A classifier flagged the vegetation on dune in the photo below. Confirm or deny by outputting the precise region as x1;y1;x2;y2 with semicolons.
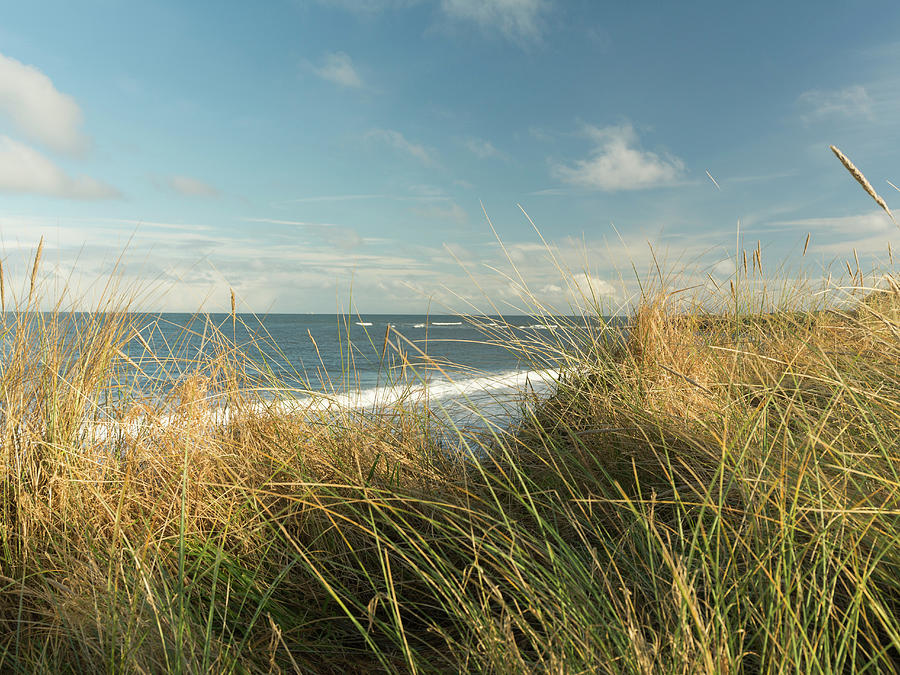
1;225;898;672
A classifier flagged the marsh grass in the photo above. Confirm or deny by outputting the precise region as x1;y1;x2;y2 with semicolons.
0;234;898;673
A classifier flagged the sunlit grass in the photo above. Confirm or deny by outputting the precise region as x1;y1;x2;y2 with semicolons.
0;231;898;673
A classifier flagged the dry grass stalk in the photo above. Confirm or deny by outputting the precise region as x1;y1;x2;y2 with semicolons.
803;232;810;256
0;258;5;315
830;145;896;225
230;287;236;333
29;236;44;300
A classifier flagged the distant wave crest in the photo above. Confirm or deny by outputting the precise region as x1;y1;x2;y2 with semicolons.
76;368;559;443
294;368;558;412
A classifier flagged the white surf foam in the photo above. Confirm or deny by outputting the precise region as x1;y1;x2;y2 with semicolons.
288;368;558;414
413;321;464;328
76;368;559;444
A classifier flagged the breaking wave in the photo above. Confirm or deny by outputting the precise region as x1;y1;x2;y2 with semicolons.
80;368;559;442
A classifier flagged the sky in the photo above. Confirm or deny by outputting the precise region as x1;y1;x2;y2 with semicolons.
0;0;898;313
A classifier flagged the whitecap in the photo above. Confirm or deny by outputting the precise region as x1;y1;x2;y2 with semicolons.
74;369;561;443
290;368;559;414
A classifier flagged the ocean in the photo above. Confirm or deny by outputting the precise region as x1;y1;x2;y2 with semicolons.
118;313;585;427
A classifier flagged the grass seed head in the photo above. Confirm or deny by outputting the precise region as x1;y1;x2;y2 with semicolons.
830;145;896;226
29;236;44;300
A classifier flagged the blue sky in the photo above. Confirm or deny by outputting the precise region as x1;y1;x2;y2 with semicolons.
0;0;898;312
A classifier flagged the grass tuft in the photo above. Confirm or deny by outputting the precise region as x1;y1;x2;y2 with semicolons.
0;236;898;672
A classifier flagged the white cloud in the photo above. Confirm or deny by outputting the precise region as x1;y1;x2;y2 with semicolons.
767;211;899;256
0;136;119;200
310;52;363;88
167;175;219;197
535;273;617;306
798;85;873;121
367;128;437;166
815;232;898;257
464;137;504;159
770;211;895;235
0;52;89;155
712;259;736;277
440;0;547;41
572;272;617;299
552;123;684;192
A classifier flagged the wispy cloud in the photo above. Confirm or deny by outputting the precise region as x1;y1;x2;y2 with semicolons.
440;0;547;42
309;51;364;88
540;273;617;300
552;123;684;192
165;175;219;197
0;52;89;155
31;216;215;232
275;194;385;205
315;0;547;43
244;217;342;227
725;170;798;185
768;211;895;235
798;85;873;121
0;136;119;199
527;187;569;197
410;201;468;225
366;128;437;166
464;137;505;159
273;192;453;208
243;217;363;249
314;0;422;11
755;211;898;256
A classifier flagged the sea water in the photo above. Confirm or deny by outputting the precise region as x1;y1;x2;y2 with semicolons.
119;313;580;427
5;312;613;437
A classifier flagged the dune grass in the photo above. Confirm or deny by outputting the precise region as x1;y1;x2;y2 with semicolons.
0;239;898;674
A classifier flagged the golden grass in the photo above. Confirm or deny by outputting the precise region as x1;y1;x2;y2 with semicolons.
830;145;896;225
0;196;898;671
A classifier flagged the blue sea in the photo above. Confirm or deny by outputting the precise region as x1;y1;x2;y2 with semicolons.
118;313;593;427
